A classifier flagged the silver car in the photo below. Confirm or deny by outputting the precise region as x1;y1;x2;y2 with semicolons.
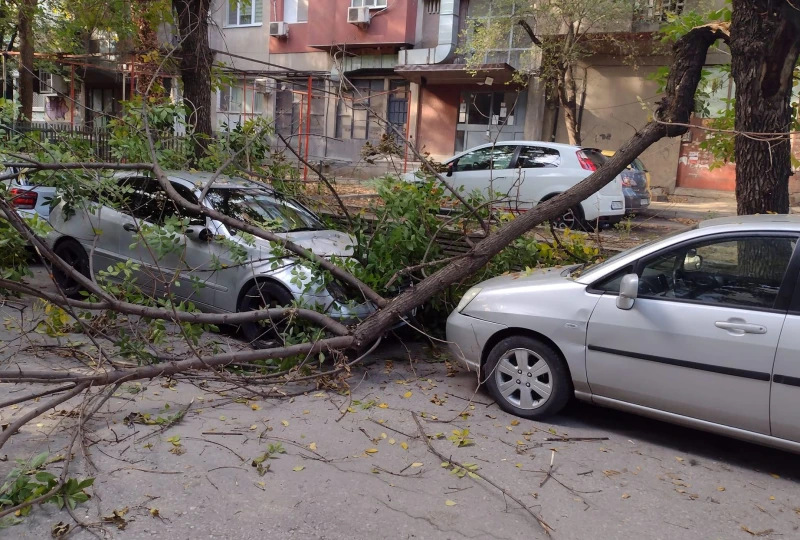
447;215;800;453
47;171;374;346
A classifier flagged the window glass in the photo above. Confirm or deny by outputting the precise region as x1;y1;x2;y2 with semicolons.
637;236;796;310
517;146;561;168
119;179;199;225
453;145;516;172
206;188;324;234
592;266;634;293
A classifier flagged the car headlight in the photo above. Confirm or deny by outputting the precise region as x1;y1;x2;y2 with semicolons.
456;287;482;313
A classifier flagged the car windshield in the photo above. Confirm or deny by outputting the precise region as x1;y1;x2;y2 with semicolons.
206;188;325;234
571;226;697;278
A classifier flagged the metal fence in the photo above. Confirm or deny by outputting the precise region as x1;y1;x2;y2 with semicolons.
2;122;188;162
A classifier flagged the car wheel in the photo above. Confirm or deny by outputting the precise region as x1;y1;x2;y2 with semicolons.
52;239;91;299
238;281;295;349
484;336;571;420
553;205;587;231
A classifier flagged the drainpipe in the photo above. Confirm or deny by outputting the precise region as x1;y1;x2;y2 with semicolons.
399;0;460;65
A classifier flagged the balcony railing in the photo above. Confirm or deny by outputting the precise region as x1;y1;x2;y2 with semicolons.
635;0;685;24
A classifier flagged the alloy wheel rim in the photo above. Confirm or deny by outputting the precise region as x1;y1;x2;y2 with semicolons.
495;348;552;410
555;208;576;229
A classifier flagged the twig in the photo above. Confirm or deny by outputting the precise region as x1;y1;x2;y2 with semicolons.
539;450;555;488
0;382;91;449
136;399;194;443
200;432;244;436
412;412;552;535
0;383;78;408
184;436;246;462
544;437;609;442
367;418;419;439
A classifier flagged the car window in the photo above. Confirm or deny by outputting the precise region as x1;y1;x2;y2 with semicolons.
119;178;199;225
205;188;324;234
452;145;516;172
517;146;560;168
592;265;634;293
636;236;796;310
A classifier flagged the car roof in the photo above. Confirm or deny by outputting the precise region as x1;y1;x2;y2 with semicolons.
699;214;800;230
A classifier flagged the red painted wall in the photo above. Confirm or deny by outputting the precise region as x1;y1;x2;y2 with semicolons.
271;0;417;54
416;85;459;158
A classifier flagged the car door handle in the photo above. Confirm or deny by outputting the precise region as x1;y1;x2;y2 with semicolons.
714;321;767;335
123;223;138;232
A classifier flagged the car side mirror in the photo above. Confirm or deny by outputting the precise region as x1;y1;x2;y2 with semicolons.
185;227;211;242
616;273;639;310
446;162;454;177
684;249;703;271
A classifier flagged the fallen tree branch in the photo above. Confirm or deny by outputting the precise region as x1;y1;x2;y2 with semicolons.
277;132;353;228
0;382;91;449
0;336;354;385
412;412;553;535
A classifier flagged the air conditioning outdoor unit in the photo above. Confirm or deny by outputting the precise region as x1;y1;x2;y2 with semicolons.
269;21;289;37
254;78;276;94
347;6;371;25
37;72;68;95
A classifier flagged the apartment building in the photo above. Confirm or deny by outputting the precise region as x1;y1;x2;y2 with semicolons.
210;0;800;199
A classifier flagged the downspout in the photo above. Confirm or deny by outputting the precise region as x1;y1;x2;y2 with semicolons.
399;0;460;65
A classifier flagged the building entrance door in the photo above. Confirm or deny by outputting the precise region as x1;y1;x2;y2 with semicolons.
456;90;526;152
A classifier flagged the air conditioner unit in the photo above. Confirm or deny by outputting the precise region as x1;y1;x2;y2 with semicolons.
254;78;276;94
37;72;68;95
269;21;289;37
347;6;371;25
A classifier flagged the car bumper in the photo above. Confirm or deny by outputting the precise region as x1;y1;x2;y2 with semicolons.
623;190;650;211
445;310;507;373
581;194;625;222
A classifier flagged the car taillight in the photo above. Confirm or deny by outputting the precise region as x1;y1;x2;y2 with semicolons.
9;188;38;210
620;176;632;187
576;151;597;171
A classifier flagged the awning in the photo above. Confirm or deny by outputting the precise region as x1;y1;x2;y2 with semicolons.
393;63;518;86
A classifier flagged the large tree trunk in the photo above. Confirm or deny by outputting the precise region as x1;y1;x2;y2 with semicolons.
17;0;36;121
173;0;213;163
730;0;800;215
351;25;729;351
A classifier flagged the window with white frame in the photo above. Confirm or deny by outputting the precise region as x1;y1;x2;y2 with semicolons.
218;83;264;128
227;0;263;26
351;0;388;7
284;0;308;22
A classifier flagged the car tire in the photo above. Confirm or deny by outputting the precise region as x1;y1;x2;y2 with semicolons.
484;336;571;420
238;281;295;349
553;204;588;231
52;239;91;299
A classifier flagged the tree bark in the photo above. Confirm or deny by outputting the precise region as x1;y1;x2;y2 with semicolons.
731;0;800;215
17;0;36;121
558;24;581;146
351;25;729;351
173;0;213;163
560;63;581;146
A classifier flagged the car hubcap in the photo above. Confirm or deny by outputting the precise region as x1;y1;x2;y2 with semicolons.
555;209;576;229
495;348;552;410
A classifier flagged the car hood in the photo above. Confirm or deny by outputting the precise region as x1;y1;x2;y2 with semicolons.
472;266;574;292
254;229;356;257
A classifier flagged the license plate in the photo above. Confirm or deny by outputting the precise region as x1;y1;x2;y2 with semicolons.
640;198;650;205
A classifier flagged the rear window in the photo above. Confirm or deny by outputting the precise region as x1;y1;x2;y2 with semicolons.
581;149;607;169
632;158;646;172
